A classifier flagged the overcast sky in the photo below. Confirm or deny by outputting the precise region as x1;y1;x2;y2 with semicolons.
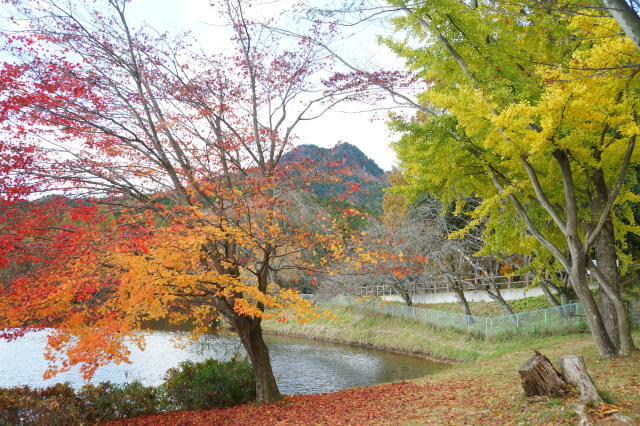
124;0;405;171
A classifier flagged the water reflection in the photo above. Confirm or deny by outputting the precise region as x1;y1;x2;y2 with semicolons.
0;330;447;394
0;330;241;388
264;335;447;394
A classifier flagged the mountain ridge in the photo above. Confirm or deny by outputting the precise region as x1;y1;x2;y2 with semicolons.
282;142;389;209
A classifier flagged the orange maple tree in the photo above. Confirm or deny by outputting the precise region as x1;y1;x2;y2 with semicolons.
0;0;358;403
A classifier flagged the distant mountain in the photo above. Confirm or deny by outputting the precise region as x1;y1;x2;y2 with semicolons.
282;143;389;210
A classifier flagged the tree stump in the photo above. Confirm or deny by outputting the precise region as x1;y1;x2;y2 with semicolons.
557;355;601;403
518;350;566;397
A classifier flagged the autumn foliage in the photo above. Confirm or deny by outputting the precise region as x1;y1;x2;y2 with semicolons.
0;0;361;403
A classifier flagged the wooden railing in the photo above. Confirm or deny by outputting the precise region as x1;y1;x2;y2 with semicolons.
352;274;573;297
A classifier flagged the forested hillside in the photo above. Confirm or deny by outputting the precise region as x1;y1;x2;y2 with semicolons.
282;143;389;210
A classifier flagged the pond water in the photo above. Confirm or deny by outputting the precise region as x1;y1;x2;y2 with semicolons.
0;330;448;395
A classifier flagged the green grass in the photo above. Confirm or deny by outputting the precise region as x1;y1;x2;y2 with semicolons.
406;294;567;318
263;303;580;364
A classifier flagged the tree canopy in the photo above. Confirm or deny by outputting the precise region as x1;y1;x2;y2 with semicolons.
386;0;639;356
0;0;360;402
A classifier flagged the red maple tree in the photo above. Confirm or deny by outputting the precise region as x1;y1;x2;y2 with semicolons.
0;0;361;403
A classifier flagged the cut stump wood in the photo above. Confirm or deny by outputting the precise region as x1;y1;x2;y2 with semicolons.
518;350;566;398
557;355;601;403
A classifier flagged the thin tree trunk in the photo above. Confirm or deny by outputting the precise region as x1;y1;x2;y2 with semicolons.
392;277;413;306
451;278;473;325
538;279;568;319
494;289;518;326
482;278;518;326
235;316;283;404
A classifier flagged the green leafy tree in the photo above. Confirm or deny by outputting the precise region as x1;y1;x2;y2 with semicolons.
385;1;638;356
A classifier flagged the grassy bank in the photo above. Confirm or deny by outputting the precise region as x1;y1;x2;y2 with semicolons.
262;302;581;363
410;294;565;318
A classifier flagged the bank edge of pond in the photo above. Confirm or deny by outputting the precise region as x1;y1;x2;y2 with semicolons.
262;304;465;364
262;303;579;365
262;306;460;364
262;327;458;366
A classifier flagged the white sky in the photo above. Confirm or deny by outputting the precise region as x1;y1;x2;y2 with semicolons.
125;0;405;171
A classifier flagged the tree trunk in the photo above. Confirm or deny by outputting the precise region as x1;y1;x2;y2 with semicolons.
465;274;518;325
591;189;621;350
488;281;518;326
558;275;571;310
557;355;601;403
537;280;567;318
235;316;283;404
590;165;635;355
452;281;473;325
569;264;618;358
393;277;413;306
538;273;572;318
518;351;566;397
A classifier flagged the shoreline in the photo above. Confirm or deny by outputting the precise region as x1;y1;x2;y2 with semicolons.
260;304;493;364
261;328;459;365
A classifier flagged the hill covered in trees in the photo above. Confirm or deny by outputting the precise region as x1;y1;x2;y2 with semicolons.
282;143;389;210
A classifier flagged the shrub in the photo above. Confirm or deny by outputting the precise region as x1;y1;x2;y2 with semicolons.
0;383;83;426
0;356;255;424
77;380;163;422
619;264;640;300
161;355;256;411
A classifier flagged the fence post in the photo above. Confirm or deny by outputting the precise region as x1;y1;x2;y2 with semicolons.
545;309;547;325
485;318;488;337
632;301;635;329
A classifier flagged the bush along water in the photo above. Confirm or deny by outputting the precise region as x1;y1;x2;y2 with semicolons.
162;356;256;411
0;355;255;425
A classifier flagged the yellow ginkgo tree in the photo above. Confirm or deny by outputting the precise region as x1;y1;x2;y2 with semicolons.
387;1;639;357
